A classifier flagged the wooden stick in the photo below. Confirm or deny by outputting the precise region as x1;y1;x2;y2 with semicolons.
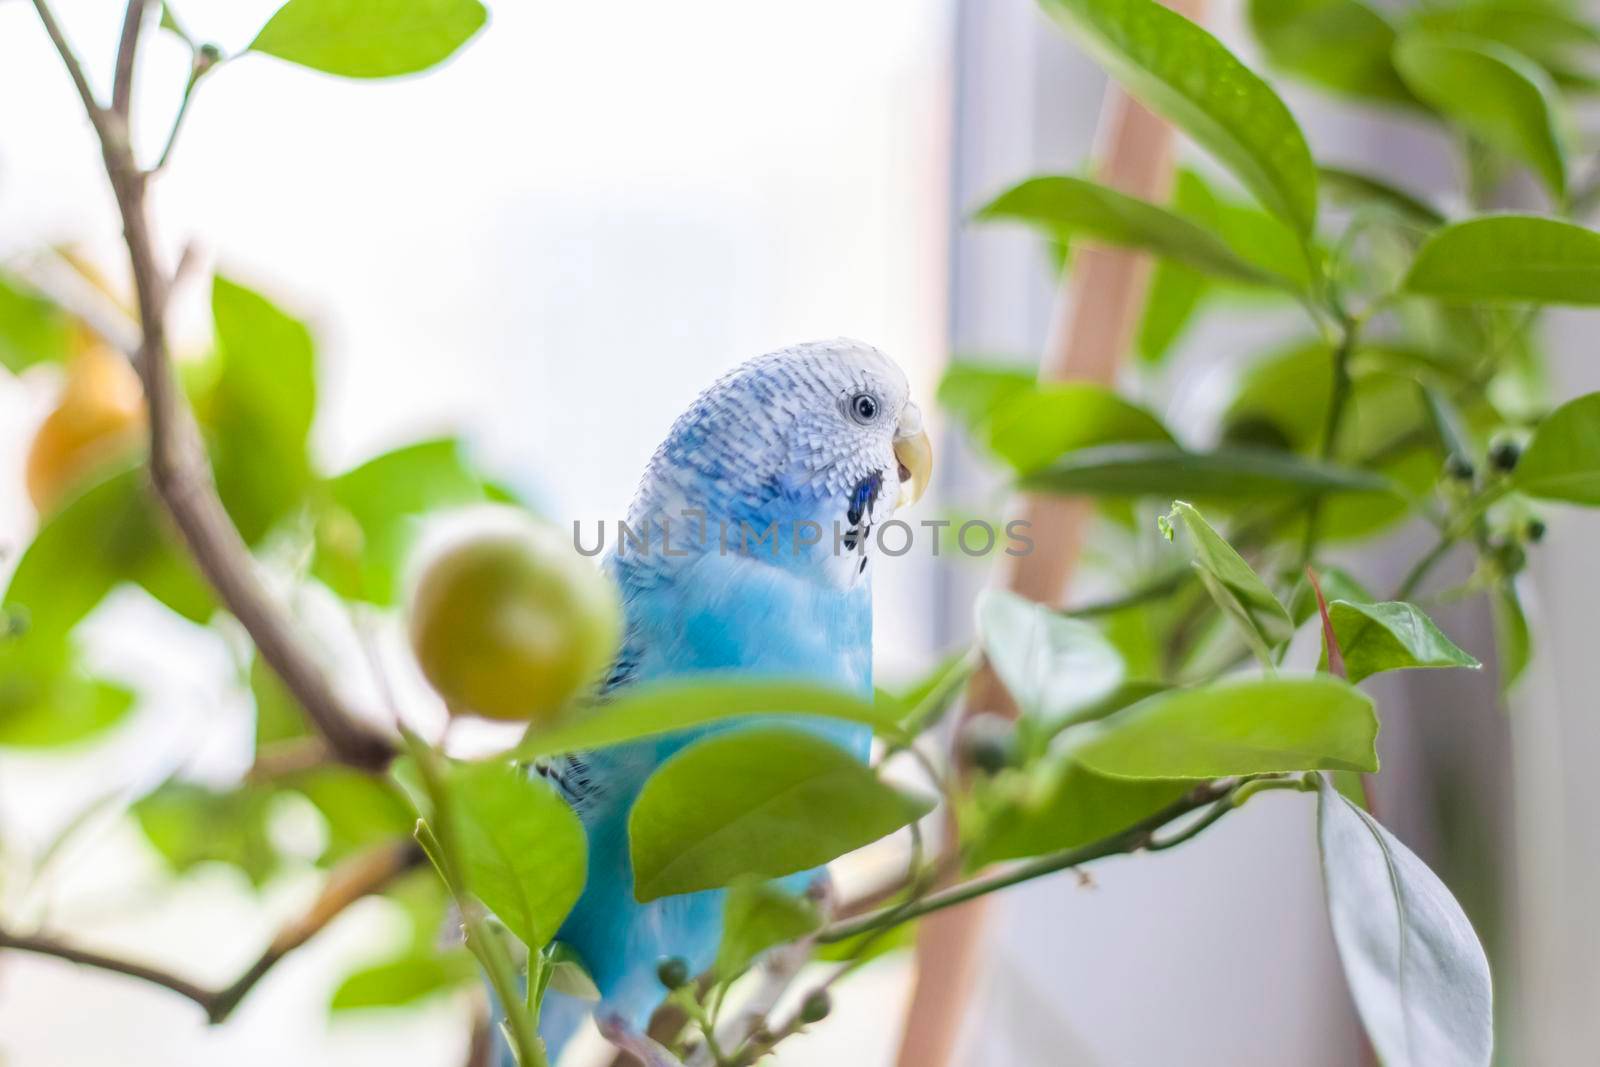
893;7;1202;1063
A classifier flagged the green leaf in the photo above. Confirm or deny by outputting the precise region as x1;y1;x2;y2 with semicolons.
507;679;898;763
813;918;918;964
978;176;1287;286
1019;444;1394;500
1413;4;1600;92
1490;580;1530;691
0;273;72;373
249;0;488;78
1394;32;1568;201
252;652;307;747
1320;600;1480;684
1039;0;1318;235
331;951;476;1011
1137;171;1220;364
1514;391;1600;503
936;361;1036;434
1248;0;1416;106
206;276;318;543
292;766;414;861
0;673;135;749
969;758;1189;866
1165;501;1293;661
976;589;1125;730
629;727;932;902
715;878;823;979
981;383;1173;473
1406;215;1600;306
133;781;280;887
1314;776;1493;1067
444;760;586;951
1317;166;1444;228
1074;675;1379;779
314;438;489;603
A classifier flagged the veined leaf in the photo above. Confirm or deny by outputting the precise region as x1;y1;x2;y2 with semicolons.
1394;32;1568;201
1514;391;1600;503
1320;600;1480;683
444;760;585;951
1039;0;1319;235
629;727;932;901
978;176;1287;286
507;678;898;762
250;0;487;79
1074;675;1379;779
1164;501;1292;661
1315;777;1493;1067
715;878;822;979
1248;0;1417;106
977;589;1126;730
1404;216;1600;306
1020;443;1393;500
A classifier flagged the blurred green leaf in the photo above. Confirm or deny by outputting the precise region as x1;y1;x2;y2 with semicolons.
1075;676;1378;778
629;727;932;902
314;438;489;604
969;757;1188;866
813;918;917;964
507;679;896;763
936;361;1036;434
1490;580;1530;691
0;273;71;373
252;652;307;747
1248;0;1417;106
1414;4;1600;92
1020;444;1392;500
978;176;1288;286
250;0;488;78
982;383;1172;473
134;781;280;887
1039;0;1318;235
1317;166;1444;228
1406;216;1600;305
1394;33;1568;200
207;276;318;543
444;760;585;951
1165;501;1293;661
976;589;1125;731
1320;600;1480;683
1315;776;1493;1067
331;951;476;1012
1289;565;1372;626
1514;391;1600;503
292;767;414;861
715;878;822;979
1137;171;1218;363
0;673;134;748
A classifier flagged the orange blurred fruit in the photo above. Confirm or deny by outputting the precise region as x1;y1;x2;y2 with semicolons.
26;338;146;513
407;520;622;723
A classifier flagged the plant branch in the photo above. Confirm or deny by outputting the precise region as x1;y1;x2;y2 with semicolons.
821;780;1234;946
0;839;421;1022
111;0;148;118
31;0;397;772
29;0;104;129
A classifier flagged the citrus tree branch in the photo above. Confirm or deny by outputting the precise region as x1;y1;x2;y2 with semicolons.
0;841;422;1022
110;0;147;118
29;0;397;772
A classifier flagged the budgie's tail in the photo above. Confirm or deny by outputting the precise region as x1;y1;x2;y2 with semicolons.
489;984;591;1067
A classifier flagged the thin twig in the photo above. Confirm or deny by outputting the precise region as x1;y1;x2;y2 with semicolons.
29;0;104;128
0;840;421;1022
111;0;148;118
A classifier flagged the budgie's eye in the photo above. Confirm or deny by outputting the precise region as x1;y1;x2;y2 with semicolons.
848;392;882;425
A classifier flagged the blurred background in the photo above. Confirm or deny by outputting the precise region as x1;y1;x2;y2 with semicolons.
1;1;1594;1064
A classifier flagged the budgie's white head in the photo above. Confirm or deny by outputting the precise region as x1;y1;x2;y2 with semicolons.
625;338;931;585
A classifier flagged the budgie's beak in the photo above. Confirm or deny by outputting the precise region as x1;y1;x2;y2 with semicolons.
894;403;932;508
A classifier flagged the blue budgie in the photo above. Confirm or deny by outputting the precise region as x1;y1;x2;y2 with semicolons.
518;339;931;1066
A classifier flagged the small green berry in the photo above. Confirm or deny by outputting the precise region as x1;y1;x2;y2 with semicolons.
1444;453;1475;482
1489;438;1521;473
656;957;689;990
958;713;1016;776
799;990;832;1023
1526;518;1547;544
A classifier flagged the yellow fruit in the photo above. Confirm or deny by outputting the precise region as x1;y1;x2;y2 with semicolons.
26;341;147;513
407;520;622;723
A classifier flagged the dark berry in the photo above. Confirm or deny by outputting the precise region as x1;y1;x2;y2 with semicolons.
799;990;832;1023
656;957;689;990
